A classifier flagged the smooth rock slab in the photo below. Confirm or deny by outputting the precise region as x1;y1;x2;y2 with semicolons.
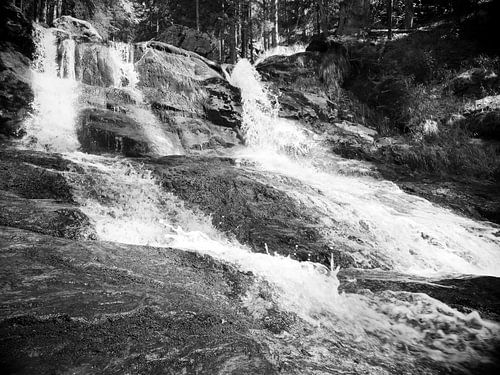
0;227;276;374
147;156;355;268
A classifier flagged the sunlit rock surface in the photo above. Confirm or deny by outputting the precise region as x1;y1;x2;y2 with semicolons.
53;15;103;43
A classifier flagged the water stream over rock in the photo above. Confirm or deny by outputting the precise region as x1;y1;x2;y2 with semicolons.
10;23;500;374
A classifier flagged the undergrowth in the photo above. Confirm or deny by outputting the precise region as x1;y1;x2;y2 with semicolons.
342;15;500;180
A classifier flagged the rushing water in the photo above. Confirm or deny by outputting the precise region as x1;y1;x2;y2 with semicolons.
24;26;80;152
20;28;500;373
230;59;500;277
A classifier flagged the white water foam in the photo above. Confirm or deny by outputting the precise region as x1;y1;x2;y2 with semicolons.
64;152;499;373
109;42;184;156
230;58;500;277
24;26;80;152
230;59;311;155
21;31;500;372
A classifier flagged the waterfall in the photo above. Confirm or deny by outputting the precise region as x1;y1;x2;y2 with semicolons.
18;28;500;372
64;152;500;372
230;58;500;277
230;59;311;155
24;29;182;157
109;41;184;156
109;41;138;89
59;38;76;80
24;26;80;153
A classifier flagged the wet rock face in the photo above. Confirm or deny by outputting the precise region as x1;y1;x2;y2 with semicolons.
77;108;151;156
256;51;349;129
156;24;220;61
0;50;33;137
339;269;500;322
0;2;35;58
0;227;277;375
167;116;240;151
76;43;117;87
0;148;94;239
149;156;355;268
53;16;103;43
0;2;34;138
202;77;242;129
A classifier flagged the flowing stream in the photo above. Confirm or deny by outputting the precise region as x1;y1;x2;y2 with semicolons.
19;26;500;374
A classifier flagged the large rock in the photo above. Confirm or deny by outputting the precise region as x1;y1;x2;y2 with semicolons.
76;43;117;87
256;51;349;129
135;43;218;115
339;269;500;321
0;148;94;239
53;16;103;43
156;24;219;61
167;116;240;151
0;227;277;374
77;108;151;156
148;156;355;268
0;50;33;137
133;42;241;148
202;77;242;129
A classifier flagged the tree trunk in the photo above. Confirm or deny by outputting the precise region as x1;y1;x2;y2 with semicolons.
387;0;393;39
263;0;269;50
319;0;328;36
240;0;249;59
195;0;200;31
248;1;253;63
229;0;238;63
271;0;278;47
404;0;414;29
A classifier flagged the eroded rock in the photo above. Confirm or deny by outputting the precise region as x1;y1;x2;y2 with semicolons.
53;16;103;43
0;148;94;239
148;156;355;268
77;108;151;156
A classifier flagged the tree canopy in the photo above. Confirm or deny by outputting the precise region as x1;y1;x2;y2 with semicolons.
12;0;485;62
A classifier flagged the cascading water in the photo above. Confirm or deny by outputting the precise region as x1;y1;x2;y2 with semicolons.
109;41;184;156
20;26;500;373
24;25;80;152
63;152;500;374
230;59;500;277
230;59;312;155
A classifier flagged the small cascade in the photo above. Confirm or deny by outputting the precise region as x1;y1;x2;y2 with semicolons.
109;41;184;156
230;58;500;277
109;41;138;89
230;59;311;155
59;38;76;80
23;26;80;153
64;152;500;373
